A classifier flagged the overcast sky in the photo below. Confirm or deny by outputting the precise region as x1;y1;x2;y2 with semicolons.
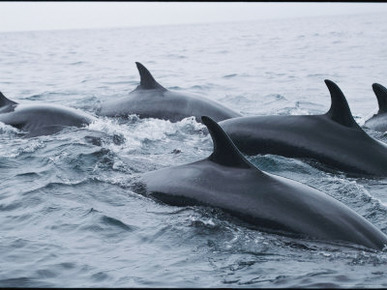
1;2;387;33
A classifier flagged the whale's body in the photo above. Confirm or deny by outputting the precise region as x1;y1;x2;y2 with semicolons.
219;80;387;177
364;83;387;132
0;92;95;137
98;62;241;123
139;116;387;250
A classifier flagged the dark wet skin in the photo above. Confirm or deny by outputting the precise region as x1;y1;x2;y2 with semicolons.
0;92;96;137
219;80;387;177
140;116;387;251
98;62;242;123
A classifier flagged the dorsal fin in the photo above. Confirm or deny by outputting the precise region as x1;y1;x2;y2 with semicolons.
0;91;17;107
135;62;167;91
324;80;360;129
202;116;253;169
372;83;387;114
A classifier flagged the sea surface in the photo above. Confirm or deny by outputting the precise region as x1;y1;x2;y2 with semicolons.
0;12;387;288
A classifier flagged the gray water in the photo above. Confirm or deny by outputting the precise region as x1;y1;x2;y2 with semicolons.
0;12;386;288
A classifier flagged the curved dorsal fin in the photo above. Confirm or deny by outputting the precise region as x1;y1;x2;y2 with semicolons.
372;83;387;114
324;80;360;129
202;116;253;169
0;91;17;107
135;62;167;91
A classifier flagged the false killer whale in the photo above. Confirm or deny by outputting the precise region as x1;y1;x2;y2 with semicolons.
138;116;387;250
364;83;387;132
97;62;242;123
219;80;387;177
0;91;96;137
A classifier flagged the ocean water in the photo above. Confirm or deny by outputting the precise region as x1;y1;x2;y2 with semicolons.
0;12;387;288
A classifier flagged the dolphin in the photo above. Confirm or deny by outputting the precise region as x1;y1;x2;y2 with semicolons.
137;116;387;250
364;83;387;132
218;80;387;177
97;62;242;123
0;91;96;137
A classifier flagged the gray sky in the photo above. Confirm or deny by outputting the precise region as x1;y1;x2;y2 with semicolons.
1;2;387;32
